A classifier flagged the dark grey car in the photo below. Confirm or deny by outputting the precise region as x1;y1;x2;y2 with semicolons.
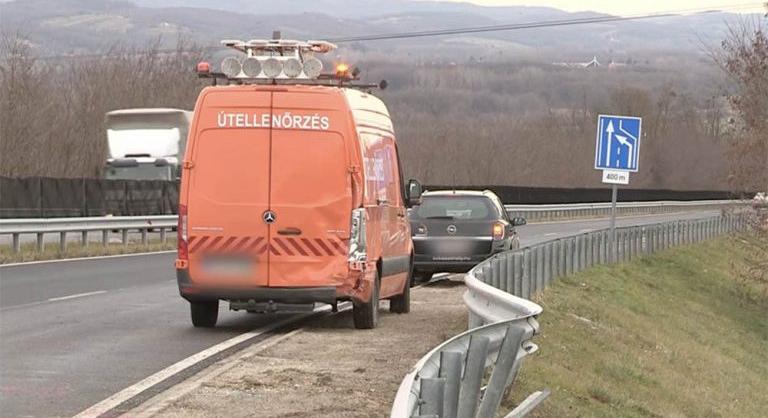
409;190;526;282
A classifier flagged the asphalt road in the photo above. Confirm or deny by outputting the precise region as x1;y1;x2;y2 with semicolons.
0;210;721;417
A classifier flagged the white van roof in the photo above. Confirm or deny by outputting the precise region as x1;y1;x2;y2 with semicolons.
343;89;394;135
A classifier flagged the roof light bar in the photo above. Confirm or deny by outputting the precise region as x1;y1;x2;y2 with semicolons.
202;36;382;88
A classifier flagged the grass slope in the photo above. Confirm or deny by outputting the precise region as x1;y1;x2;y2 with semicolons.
508;234;768;417
0;239;176;264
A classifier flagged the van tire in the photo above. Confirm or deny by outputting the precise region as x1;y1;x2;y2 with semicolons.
190;300;218;327
390;258;412;314
353;273;380;329
414;271;433;284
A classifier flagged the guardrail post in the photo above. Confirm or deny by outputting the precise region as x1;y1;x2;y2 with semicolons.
564;239;573;276
81;230;88;247
574;235;582;272
36;233;44;253
521;249;531;299
102;230;109;246
543;242;552;286
621;230;628;262
476;325;525;418
535;246;544;293
419;378;445;417
439;351;463;418
556;240;565;278
59;232;67;252
160;228;167;244
458;335;490;418
598;231;606;263
12;233;21;253
666;223;673;249
491;258;500;289
122;229;129;247
513;252;523;296
141;229;149;245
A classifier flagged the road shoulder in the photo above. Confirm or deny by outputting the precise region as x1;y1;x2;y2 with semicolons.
125;278;468;418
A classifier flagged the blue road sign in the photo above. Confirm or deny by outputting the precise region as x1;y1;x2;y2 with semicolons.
594;114;642;172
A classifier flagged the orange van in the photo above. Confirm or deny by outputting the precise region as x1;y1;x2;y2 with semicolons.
175;43;422;329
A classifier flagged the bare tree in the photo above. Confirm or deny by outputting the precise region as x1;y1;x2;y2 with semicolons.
0;33;206;178
716;17;768;194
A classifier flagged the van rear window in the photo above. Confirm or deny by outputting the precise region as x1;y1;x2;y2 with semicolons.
413;196;498;220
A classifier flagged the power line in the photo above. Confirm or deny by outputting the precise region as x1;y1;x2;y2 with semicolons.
327;2;764;43
4;2;763;61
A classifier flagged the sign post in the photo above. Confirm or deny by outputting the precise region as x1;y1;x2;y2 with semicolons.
595;114;642;262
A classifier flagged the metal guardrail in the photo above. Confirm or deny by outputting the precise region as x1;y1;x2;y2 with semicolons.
391;212;750;418
505;199;742;222
473;213;749;299
390;305;543;418
0;215;177;252
0;200;743;254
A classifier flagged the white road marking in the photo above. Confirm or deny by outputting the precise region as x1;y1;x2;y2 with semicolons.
125;328;306;418
0;251;176;268
73;303;350;418
544;233;558;237
579;229;594;233
47;290;107;302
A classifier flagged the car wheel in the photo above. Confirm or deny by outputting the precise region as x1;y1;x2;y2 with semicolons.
414;271;433;284
190;300;218;327
390;257;412;314
353;272;380;329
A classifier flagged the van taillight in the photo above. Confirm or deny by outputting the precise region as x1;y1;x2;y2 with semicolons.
178;204;188;261
492;222;505;240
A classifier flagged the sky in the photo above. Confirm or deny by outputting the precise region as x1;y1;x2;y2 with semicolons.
444;0;766;16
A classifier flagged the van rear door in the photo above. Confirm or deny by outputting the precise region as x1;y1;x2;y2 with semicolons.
185;90;271;287
268;90;352;287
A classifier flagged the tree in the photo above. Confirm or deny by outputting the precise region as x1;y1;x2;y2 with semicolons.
717;18;768;194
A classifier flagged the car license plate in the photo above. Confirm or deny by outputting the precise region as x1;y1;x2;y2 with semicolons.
201;256;254;276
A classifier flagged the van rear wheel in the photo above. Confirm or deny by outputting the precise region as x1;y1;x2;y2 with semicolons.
190;300;218;328
414;271;433;284
390;258;412;314
353;273;380;329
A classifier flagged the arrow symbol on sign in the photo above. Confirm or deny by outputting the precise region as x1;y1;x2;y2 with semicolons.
615;134;634;168
604;120;614;166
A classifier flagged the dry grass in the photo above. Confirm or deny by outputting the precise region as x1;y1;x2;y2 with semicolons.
507;234;768;417
0;238;177;264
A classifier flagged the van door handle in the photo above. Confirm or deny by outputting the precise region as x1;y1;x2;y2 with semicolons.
277;227;302;236
377;199;389;206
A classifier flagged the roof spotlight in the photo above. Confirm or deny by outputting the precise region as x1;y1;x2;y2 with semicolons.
283;58;302;78
221;57;242;78
241;57;262;77
302;57;323;79
262;58;283;78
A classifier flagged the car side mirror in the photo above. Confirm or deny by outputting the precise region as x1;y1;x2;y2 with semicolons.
512;217;527;226
406;179;422;207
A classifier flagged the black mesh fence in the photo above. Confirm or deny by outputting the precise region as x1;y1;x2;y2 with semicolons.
0;176;741;218
424;185;740;205
1;176;179;218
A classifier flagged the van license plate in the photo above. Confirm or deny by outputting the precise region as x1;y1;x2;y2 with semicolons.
202;257;253;276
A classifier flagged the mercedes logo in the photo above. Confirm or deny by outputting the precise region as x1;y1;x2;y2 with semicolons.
263;210;277;224
446;225;457;235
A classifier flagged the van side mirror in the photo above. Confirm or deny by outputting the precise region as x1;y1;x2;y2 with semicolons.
406;179;422;207
512;217;527;227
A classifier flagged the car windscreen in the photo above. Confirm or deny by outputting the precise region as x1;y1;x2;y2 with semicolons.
413;196;499;220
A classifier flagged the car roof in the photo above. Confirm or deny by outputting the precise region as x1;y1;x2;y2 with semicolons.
422;189;497;198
